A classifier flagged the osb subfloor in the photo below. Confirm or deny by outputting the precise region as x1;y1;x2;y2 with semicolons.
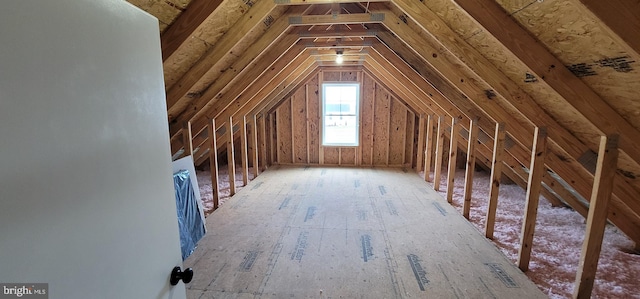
184;166;546;298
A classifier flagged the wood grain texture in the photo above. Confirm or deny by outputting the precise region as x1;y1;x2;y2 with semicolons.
239;116;249;186
424;115;434;182
463;118;479;219
454;0;640;165
251;115;260;177
165;0;278;114
416;114;426;172
361;73;376;166
292;87;308;164
389;98;407;165
518;127;548;272
208;118;220;210
574;135;619;299
277;99;293;164
485;123;505;239
227;118;236;196
446;118;460;204
160;0;223;61
307;75;320;164
374;6;640;243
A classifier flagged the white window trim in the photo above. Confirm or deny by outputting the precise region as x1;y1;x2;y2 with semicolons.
321;83;360;147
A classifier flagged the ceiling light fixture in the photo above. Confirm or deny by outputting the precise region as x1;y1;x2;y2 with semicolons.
336;50;344;64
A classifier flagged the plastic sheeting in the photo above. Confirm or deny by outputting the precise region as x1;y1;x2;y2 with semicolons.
174;169;206;260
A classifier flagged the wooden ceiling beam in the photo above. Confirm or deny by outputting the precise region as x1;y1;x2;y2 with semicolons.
299;28;378;38
165;0;281;116
160;0;224;61
196;39;305;124
380;2;640;215
578;0;640;56
315;60;363;67
214;45;309;121
303;38;373;48
263;67;322;115
276;0;388;5
453;0;640;165
242;57;317;118
314;55;366;62
370;39;470;121
369;34;640;242
168;9;309;136
308;48;368;55
289;12;384;26
376;13;533;150
364;54;567;207
376;5;640;243
169;33;303;150
362;59;429;115
179;46;310;150
370;36;563;206
364;52;433;114
255;60;320;117
186;53;316;155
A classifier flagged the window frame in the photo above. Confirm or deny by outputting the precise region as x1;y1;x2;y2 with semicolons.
321;82;361;147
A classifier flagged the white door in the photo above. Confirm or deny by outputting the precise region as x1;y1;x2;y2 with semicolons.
0;1;187;298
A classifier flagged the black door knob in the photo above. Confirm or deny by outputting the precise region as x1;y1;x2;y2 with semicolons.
170;266;194;286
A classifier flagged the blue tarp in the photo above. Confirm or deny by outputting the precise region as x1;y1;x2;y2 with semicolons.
173;169;206;260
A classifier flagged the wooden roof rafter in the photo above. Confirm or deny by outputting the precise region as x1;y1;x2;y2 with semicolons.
369;32;640;244
170;38;309;152
376;2;640;211
167;5;311;138
149;0;640;250
366;4;640;243
165;0;284;120
577;0;640;56
453;0;640;167
160;0;225;62
187;50;317;155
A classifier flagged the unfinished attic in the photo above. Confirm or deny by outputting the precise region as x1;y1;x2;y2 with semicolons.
1;0;639;298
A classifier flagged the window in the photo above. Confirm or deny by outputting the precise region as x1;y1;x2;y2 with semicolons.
322;83;360;146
